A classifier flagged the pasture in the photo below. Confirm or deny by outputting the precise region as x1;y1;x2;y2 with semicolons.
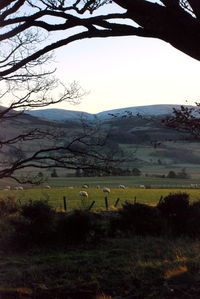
1;186;200;211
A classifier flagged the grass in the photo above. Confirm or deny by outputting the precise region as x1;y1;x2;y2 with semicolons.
1;186;200;211
1;237;200;298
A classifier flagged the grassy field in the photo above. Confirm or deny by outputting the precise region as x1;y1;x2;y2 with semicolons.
1;186;200;211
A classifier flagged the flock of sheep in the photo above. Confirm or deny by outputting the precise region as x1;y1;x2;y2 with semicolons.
78;184;127;198
2;184;127;197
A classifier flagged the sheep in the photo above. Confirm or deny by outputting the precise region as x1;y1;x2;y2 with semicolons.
5;186;11;190
96;185;100;189
45;185;51;189
18;186;24;190
82;184;89;189
103;187;110;194
191;184;197;188
79;191;88;198
119;184;126;189
68;186;74;189
139;185;145;189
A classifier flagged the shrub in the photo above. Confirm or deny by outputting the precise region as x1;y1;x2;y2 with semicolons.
0;196;19;217
186;200;200;238
56;210;103;246
21;200;55;224
0;218;15;250
157;192;190;236
18;200;56;247
118;201;164;236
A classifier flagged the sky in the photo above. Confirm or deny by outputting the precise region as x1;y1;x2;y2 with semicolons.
54;34;200;114
12;0;199;115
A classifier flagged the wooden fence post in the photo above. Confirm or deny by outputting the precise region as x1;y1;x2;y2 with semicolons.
88;201;95;211
63;196;67;212
105;197;108;210
114;198;120;207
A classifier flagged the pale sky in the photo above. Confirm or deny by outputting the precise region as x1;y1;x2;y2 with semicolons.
54;35;200;114
18;1;200;115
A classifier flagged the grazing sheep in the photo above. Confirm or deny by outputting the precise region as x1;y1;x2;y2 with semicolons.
68;186;74;189
139;185;145;189
18;186;24;190
96;185;100;189
5;186;11;190
45;185;51;189
103;187;110;194
82;184;89;189
119;184;126;189
191;184;197;188
79;191;88;198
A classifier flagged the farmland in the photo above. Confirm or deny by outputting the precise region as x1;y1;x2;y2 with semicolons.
1;181;200;211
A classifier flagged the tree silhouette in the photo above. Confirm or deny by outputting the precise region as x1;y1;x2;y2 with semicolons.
0;0;199;75
0;1;199;182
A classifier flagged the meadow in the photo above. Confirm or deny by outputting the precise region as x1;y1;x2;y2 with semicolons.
1;184;200;211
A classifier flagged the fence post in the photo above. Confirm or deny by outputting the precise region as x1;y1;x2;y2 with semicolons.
88;201;95;211
114;198;120;207
63;196;67;212
105;196;108;210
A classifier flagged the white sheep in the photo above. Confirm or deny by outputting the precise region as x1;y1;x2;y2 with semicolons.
103;187;110;194
5;186;11;190
139;185;145;189
68;186;74;189
82;184;89;189
119;184;126;189
45;185;51;189
18;186;24;190
79;191;88;198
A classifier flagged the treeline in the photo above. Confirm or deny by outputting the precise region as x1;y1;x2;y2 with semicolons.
75;167;141;177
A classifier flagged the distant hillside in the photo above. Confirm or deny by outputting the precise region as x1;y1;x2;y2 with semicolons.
26;108;95;122
1;103;199;171
26;104;193;122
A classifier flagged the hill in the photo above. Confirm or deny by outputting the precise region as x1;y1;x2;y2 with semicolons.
26;104;191;122
1;104;199;176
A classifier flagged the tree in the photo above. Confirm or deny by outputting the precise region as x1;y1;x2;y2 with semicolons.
0;4;127;183
0;0;199;73
51;169;58;177
167;170;176;178
132;167;141;176
1;1;199;183
164;104;200;139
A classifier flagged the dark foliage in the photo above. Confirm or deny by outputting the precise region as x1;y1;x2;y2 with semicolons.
117;201;164;236
0;196;19;217
55;210;103;246
16;200;56;247
157;192;190;235
186;200;200;238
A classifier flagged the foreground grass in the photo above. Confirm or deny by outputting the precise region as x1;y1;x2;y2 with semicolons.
1;237;200;298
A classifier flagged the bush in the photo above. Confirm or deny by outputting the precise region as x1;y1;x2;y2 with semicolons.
56;210;103;246
157;192;190;236
17;200;56;247
117;201;164;236
186;200;200;238
21;200;55;224
0;196;19;217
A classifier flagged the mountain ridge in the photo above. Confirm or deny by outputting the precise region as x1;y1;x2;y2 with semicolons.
26;104;191;122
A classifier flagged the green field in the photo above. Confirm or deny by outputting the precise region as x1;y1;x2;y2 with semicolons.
1;186;200;211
